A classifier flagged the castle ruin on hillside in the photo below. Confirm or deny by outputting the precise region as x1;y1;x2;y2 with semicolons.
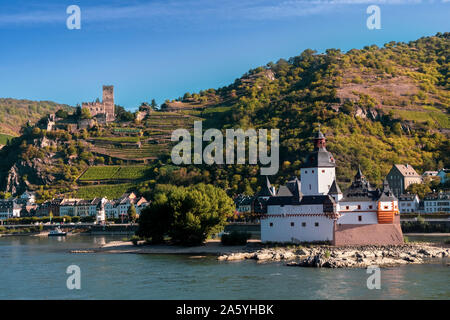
82;85;115;123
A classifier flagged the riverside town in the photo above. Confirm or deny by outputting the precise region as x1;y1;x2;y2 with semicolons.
0;0;449;304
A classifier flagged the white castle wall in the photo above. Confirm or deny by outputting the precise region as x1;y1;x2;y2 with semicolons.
261;215;334;243
337;200;378;224
300;167;335;195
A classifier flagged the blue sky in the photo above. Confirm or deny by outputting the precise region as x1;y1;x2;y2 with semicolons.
0;0;448;110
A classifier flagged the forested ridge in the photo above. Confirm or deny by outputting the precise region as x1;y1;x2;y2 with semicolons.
0;33;448;199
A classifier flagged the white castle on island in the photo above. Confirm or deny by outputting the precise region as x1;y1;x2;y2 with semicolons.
261;129;404;246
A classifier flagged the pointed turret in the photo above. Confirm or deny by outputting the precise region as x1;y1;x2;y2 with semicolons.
328;179;343;201
378;179;397;201
328;179;342;195
355;165;364;181
257;176;275;197
314;126;326;149
302;127;336;168
342;167;378;201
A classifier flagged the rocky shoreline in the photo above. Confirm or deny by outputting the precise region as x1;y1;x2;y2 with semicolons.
217;243;450;268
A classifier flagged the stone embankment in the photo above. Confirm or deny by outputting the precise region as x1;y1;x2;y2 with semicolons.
217;244;449;268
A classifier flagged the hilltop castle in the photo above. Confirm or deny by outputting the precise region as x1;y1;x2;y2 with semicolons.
82;85;115;123
261;129;403;246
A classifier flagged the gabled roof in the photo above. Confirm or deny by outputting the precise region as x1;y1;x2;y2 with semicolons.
392;164;421;177
286;177;302;199
328;179;342;194
276;185;293;197
398;194;418;201
378;179;397;202
91;198;103;205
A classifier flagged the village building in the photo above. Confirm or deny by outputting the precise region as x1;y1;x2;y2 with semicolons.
234;195;253;215
437;169;449;184
0;191;149;222
422;171;438;178
423;192;450;213
104;193;149;220
398;194;420;214
0;200;22;220
386;164;422;197
261;130;403;246
18;191;36;205
253;177;276;216
36;199;63;217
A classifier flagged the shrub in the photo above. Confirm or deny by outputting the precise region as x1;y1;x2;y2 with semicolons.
130;235;141;246
221;231;251;246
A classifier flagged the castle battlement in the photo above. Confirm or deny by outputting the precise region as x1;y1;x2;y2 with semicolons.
82;85;115;122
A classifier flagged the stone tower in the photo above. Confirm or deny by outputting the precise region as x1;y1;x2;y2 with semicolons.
81;85;116;123
102;85;115;122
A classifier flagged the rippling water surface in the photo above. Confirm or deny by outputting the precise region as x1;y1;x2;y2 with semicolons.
0;235;448;300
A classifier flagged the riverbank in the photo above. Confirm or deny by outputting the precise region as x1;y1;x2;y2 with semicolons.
89;239;450;269
87;239;260;255
218;243;449;268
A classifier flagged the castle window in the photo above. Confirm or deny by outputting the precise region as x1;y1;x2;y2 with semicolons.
269;223;273;227
346;206;349;210
322;170;325;173
302;222;306;227
369;205;373;209
358;216;362;222
315;222;319;227
384;206;388;209
312;170;315;174
305;171;307;174
357;205;361;209
290;222;294;227
309;184;311;190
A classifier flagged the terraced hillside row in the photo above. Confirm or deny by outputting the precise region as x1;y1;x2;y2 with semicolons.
79;165;150;181
82;110;202;162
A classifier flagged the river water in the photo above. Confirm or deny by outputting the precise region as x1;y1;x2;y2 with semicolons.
0;235;448;300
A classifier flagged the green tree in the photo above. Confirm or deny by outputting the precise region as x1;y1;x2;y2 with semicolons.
55;109;69;119
81;108;92;119
137;184;235;246
406;183;432;199
127;204;137;223
0;192;12;199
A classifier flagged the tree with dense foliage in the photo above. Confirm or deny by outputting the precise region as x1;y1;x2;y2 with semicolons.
55;109;69;119
80;107;92;119
127;204;137;223
115;105;135;122
406;183;432;199
137;184;235;246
